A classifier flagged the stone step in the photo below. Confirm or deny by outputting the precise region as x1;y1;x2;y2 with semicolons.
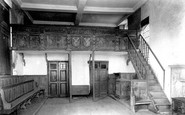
157;105;171;111
150;91;166;99
158;108;171;114
153;98;171;106
149;85;162;91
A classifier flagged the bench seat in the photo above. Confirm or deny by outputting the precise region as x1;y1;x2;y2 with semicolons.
0;88;44;114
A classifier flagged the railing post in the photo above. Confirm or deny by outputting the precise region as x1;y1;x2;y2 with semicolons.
163;71;165;90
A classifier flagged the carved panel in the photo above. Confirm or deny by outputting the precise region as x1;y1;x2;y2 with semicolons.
46;34;58;49
171;66;185;97
120;37;127;50
29;35;40;49
58;35;67;49
132;81;148;101
71;36;81;50
81;36;92;50
95;35;116;51
45;34;67;50
13;33;29;49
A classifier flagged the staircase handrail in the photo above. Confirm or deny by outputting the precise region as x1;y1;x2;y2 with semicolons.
126;34;147;79
139;35;165;89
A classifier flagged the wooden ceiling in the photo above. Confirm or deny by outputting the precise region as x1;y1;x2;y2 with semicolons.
13;0;147;27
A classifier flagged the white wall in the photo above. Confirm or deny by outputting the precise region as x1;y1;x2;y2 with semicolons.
141;0;185;98
94;51;135;74
13;51;24;75
23;53;47;75
71;51;91;85
13;51;135;85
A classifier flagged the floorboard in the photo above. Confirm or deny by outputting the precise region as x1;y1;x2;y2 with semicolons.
19;96;157;115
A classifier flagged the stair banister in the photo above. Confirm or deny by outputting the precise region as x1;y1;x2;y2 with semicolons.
126;34;147;79
139;35;165;90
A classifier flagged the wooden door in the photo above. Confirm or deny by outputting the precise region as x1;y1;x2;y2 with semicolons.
90;61;108;101
48;61;68;97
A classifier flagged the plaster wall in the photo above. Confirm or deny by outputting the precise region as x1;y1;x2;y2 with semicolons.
13;51;135;85
13;52;24;75
141;0;185;98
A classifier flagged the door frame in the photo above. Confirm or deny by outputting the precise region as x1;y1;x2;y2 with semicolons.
47;61;69;98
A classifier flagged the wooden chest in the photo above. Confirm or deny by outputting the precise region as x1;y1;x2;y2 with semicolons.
172;97;185;114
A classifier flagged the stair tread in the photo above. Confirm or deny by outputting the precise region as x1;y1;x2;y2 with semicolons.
135;99;151;105
154;102;171;106
153;98;171;105
158;108;171;113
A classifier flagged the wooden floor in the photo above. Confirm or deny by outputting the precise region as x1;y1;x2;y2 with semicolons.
19;96;157;115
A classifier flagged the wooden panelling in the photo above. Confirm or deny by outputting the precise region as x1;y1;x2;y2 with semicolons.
132;80;148;102
72;85;89;95
12;25;139;51
108;74;116;95
0;2;10;75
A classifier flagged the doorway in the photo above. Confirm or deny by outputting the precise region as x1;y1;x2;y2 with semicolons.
89;61;108;101
48;61;69;97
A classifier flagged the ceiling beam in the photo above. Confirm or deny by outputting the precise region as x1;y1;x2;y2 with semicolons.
33;20;74;25
79;22;116;27
21;3;77;12
84;7;134;14
75;0;88;26
116;0;148;27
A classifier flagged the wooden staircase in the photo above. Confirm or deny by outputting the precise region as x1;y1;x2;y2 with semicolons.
127;34;171;114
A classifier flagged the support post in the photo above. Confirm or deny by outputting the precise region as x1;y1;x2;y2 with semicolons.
68;51;72;102
92;51;95;101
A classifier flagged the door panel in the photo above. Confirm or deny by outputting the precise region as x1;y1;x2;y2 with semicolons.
60;83;66;96
48;62;68;97
60;70;66;81
91;61;108;101
50;70;57;82
50;83;58;96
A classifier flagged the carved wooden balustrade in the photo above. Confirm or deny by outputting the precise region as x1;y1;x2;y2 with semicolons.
12;25;139;51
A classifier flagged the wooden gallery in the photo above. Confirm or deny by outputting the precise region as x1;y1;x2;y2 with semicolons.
0;0;185;115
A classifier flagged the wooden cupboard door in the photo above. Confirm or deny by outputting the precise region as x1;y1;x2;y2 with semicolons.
94;63;100;99
93;61;108;101
48;62;68;97
49;62;58;97
99;62;108;98
58;62;68;97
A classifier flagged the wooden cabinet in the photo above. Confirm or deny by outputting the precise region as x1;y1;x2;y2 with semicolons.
172;97;185;114
109;73;136;99
116;80;130;99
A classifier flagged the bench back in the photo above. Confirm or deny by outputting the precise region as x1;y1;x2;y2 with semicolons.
2;80;34;103
0;76;35;103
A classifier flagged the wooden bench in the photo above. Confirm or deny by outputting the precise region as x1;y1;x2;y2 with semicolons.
0;76;44;114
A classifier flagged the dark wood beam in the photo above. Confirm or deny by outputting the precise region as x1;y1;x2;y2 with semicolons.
69;51;72;102
116;14;130;26
75;0;87;26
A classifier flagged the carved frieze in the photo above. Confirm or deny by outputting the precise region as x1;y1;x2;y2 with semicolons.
12;25;138;51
